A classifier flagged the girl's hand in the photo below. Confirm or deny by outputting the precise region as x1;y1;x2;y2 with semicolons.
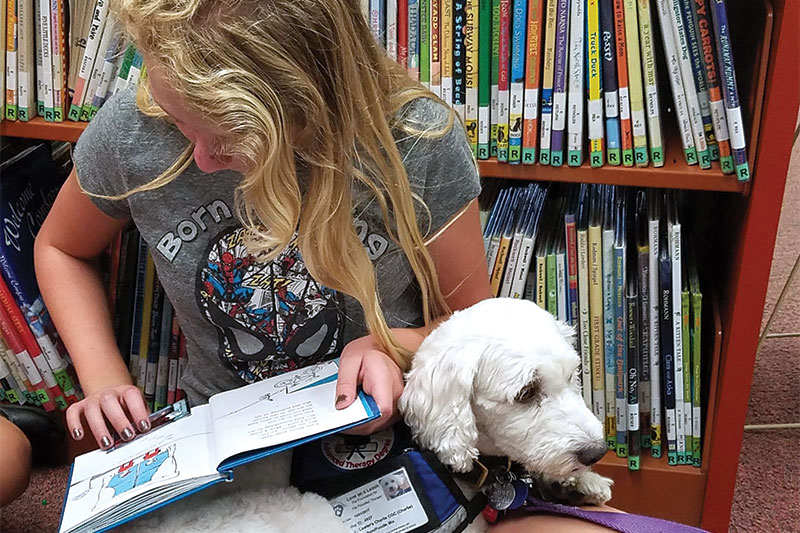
66;385;151;450
335;335;404;435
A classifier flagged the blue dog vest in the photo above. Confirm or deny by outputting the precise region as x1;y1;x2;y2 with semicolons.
291;424;486;533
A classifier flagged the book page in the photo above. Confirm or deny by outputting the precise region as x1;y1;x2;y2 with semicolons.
209;360;373;466
60;405;217;533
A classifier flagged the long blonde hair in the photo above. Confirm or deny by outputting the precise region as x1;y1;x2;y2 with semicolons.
111;0;456;369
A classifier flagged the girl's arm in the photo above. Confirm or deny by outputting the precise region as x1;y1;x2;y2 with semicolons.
337;199;491;434
34;169;151;448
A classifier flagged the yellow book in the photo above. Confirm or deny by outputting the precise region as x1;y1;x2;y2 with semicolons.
537;0;557;165
588;224;605;422
623;0;648;166
441;0;453;105
535;253;547;309
586;0;604;166
490;234;512;296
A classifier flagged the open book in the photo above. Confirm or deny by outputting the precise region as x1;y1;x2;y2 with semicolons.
58;360;379;533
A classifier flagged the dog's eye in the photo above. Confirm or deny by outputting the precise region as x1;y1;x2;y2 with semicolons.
515;382;540;403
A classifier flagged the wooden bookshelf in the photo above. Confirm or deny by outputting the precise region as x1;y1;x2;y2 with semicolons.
0;117;85;144
1;1;796;531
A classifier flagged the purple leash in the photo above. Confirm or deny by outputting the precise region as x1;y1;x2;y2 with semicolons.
519;496;709;533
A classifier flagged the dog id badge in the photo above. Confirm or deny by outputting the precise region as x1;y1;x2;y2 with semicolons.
326;455;441;533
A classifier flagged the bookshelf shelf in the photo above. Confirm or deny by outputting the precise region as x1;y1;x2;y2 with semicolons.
0;117;85;144
478;155;746;193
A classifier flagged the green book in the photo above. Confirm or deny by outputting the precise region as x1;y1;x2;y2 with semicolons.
546;251;558;317
689;250;702;468
681;282;692;465
477;0;493;159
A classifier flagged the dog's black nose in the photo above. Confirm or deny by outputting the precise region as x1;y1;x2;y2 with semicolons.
577;444;608;466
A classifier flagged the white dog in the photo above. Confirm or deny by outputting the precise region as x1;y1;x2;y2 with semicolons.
121;298;611;533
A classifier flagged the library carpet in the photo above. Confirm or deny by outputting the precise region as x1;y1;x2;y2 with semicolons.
1;152;798;533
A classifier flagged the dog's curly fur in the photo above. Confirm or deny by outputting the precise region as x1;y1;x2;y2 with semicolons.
121;298;611;533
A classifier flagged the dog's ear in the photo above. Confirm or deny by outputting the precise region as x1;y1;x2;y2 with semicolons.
556;320;577;349
399;343;480;473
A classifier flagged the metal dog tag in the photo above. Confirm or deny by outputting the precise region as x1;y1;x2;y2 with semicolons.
488;482;516;510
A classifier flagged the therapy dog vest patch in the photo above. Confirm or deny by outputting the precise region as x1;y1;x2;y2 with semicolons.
291;424;484;533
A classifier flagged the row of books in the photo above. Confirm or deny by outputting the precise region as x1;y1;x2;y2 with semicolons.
364;0;749;180
0;139;83;411
481;181;704;468
2;0;144;123
107;227;188;412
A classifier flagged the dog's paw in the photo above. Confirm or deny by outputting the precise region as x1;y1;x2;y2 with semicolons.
570;470;613;506
532;470;613;507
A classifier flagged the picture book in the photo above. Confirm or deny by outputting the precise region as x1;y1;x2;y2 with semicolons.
58;360;380;533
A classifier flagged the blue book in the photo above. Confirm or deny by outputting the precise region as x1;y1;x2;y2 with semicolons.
659;230;678;466
453;0;467;114
58;360;381;533
0;142;78;403
508;0;527;163
409;0;421;80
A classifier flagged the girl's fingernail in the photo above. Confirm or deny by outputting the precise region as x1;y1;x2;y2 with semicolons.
100;436;112;449
72;427;83;439
121;427;135;441
138;419;151;432
336;394;348;407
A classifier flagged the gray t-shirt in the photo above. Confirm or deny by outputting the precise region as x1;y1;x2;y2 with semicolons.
74;88;481;406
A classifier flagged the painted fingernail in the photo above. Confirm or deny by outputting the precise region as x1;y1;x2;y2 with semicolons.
72;427;83;439
100;436;112;449
138;419;151;432
121;427;135;441
335;394;348;407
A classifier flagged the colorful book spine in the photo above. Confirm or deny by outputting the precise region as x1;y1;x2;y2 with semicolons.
430;0;441;96
602;221;616;447
398;0;409;67
546;249;557;316
648;213;662;458
112;43;136;95
565;214;579;326
566;0;584;166
453;0;467;118
5;0;18;120
490;0;501;157
589;221;605;421
49;0;67;121
0;304;61;410
166;315;181;406
681;276;692;464
0;350;23;404
659;240;677;465
420;0;430;87
440;0;453;104
478;0;492;159
636;194;651;449
89;30;122;119
654;0;697;165
626;272;641;469
408;0;420;81
637;0;664;166
586;0;604;167
17;0;37;121
549;0;569;166
709;0;749;181
1;0;5;120
623;0;648;166
2;339;39;406
679;0;717;161
33;0;43;115
508;0;527;163
613;0;634;166
521;0;542;164
538;0;557;165
690;269;702;467
69;0;108;121
535;250;547;309
80;16;114;121
387;0;399;61
556;247;568;322
614;233;627;456
670;221;686;464
577;221;593;409
465;0;479;155
693;0;732;174
496;0;511;161
599;0;620;165
669;0;710;168
370;0;385;46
